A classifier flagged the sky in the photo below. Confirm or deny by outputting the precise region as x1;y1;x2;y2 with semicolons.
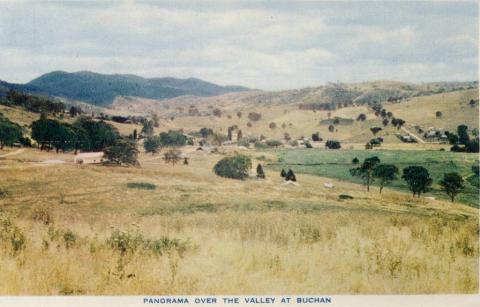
0;0;478;90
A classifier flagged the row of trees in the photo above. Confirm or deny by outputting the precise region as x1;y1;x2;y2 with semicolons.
447;125;479;153
4;90;65;114
350;156;466;202
0;113;24;149
143;130;189;154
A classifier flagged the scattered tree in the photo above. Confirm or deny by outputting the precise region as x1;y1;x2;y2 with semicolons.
402;166;432;197
103;138;139;166
325;140;341;149
439;172;464;202
143;136;161;155
286;169;296;182
256;164;265;179
163;148;182;166
213;154;252;180
370;127;382;135
350;156;381;191
373;164;399;193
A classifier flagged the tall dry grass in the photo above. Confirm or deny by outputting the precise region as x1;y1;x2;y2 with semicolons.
0;208;477;295
0;150;478;294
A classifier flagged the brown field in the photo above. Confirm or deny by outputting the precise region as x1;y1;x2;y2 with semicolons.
0;147;478;294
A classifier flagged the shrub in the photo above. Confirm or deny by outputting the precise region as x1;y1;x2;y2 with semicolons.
256;164;265;179
127;182;157;190
338;194;354;200
248;112;262;121
325;140;341;149
305;141;313;148
213;155;252;180
265;139;282;147
269;122;276;129
280;169;287;178
32;207;53;225
254;141;268;149
311;132;321;141
352;157;359;164
63;230;77;249
286;169;296;182
163;149;182;166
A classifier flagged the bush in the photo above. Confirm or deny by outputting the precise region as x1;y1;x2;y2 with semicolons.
285;169;296;182
213;155;252;180
254;141;268;149
265;139;282;147
352;157;359;164
127;182;157;190
248;112;262;121
338;194;354;200
325;140;341;149
256;164;265;179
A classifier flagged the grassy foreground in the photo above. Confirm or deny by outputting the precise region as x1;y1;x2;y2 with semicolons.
0;148;478;294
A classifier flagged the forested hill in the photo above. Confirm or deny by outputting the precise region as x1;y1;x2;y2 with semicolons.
18;71;249;106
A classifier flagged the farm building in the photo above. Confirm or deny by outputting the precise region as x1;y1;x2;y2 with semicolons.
74;152;105;164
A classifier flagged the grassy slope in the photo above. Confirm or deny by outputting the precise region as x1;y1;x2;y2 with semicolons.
111;88;478;145
272;148;479;207
0;148;478;294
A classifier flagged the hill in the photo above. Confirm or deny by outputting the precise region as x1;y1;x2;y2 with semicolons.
19;71;250;106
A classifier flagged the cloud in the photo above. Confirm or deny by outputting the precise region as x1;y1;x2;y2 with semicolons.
0;1;477;90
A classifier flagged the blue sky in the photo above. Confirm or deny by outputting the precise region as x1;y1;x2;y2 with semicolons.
0;1;477;90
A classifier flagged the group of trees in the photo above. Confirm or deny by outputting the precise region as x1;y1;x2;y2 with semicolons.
350;156;467;202
447;125;479;153
325;140;341;149
4;90;65;114
0;113;24;149
143;130;188;155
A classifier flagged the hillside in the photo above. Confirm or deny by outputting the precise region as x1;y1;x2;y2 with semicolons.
110;87;478;145
15;71;249;106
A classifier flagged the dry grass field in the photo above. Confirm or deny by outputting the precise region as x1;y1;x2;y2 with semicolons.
0;147;478;294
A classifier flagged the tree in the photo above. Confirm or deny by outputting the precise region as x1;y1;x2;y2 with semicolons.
213;154;252;180
311;132;321;141
159;130;187;147
373;164;399;193
237;130;243;141
447;133;459;145
73;117;119;151
439;172;464;202
350;156;381;191
356;113;366;121
457;125;469;145
286;169;296;182
163;148;182;166
370;127;382;135
256;164;265;179
280;169;287;178
237;111;242;118
151;113;160;127
435;111;442;118
103;138;139;166
325;140;341;149
132;129;137;140
328;125;335;132
382;118;389;126
0;114;23;149
144;136;161;155
402;166;432;197
269;122;276;129
465;138;479;153
141;120;155;136
352;157;359;164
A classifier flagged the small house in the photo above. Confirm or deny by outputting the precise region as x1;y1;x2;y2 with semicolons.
74;152;105;164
